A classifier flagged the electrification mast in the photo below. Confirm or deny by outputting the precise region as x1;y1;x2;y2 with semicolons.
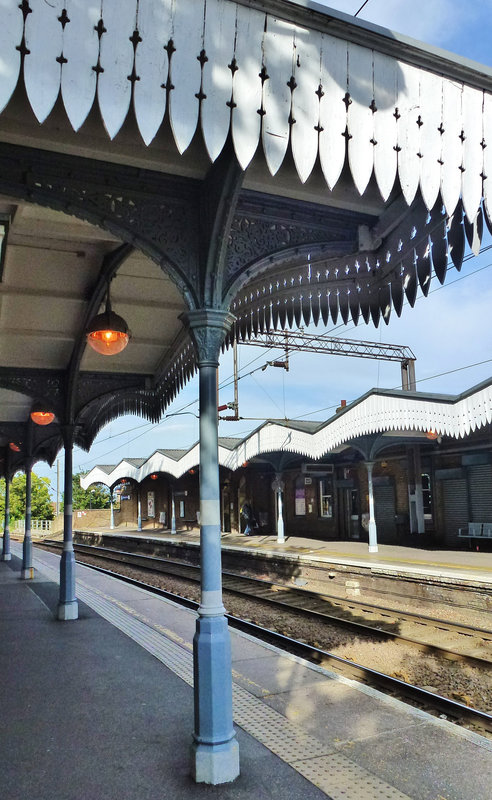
218;331;416;420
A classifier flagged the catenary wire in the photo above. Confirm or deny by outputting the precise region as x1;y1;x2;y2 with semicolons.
354;0;371;16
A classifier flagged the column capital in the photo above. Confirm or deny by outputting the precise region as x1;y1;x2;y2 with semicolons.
180;309;235;368
24;458;34;473
62;423;75;447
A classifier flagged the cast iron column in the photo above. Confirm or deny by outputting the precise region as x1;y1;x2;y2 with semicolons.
171;486;176;534
273;474;285;544
2;450;11;561
277;487;285;543
21;421;34;579
21;459;33;579
183;309;239;785
58;425;78;620
137;489;142;531
365;461;378;553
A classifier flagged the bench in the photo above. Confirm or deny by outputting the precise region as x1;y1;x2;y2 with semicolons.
458;522;492;549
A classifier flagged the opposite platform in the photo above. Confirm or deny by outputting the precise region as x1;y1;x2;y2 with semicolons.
3;542;492;800
72;525;492;587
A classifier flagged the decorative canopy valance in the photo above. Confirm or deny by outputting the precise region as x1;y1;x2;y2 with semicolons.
81;377;492;488
2;0;492;225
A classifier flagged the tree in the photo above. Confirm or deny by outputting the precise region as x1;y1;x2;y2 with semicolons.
0;472;54;522
71;473;110;510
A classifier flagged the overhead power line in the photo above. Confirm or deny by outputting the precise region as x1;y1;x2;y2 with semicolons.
354;1;371;17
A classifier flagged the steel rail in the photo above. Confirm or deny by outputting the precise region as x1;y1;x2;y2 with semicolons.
61;552;492;735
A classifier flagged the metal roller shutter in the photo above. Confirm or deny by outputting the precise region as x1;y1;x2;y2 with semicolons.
374;484;396;543
468;465;492;521
442;479;469;546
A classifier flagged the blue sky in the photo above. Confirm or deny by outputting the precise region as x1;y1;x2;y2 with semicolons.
36;0;492;494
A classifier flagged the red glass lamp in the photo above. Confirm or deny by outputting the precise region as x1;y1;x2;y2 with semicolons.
9;442;20;452
426;430;439;440
150;473;158;480
86;287;130;356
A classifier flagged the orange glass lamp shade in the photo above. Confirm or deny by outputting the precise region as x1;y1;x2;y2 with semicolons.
150;473;158;480
9;442;20;452
86;293;130;356
426;429;439;440
30;401;55;425
31;410;55;426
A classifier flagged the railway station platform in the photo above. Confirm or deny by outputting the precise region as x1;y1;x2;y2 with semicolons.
2;541;491;800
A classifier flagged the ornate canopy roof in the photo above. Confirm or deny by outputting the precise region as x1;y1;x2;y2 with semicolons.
81;377;492;488
0;0;491;470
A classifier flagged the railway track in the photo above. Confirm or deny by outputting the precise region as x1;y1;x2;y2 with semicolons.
44;540;492;664
40;540;492;733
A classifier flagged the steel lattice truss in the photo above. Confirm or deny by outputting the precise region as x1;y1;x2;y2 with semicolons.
245;331;415;363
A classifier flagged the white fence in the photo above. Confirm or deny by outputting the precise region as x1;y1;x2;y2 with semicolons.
11;519;52;533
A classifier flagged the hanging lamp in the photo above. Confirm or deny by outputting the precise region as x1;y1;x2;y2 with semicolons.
86;284;130;356
30;402;55;426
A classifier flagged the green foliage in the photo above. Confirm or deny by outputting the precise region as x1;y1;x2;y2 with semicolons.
0;472;54;522
71;473;110;510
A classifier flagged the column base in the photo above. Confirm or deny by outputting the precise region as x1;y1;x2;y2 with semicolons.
1;553;12;561
191;738;239;785
368;545;379;553
57;600;79;621
21;567;34;580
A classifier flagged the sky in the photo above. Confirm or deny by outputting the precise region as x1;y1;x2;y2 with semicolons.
35;0;492;497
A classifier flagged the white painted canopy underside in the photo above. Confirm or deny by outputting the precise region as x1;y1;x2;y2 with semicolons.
81;379;492;488
1;0;492;223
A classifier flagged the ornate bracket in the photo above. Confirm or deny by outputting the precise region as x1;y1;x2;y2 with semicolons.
0;142;201;306
181;310;235;368
224;192;374;297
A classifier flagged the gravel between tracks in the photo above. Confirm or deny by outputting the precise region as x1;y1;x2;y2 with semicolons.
71;552;492;719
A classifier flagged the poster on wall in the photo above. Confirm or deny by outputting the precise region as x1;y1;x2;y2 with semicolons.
295;487;306;515
147;491;155;518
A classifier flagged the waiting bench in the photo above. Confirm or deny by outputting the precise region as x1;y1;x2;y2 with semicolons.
458;522;492;549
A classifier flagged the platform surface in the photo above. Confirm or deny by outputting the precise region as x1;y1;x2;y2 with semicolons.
2;542;491;800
